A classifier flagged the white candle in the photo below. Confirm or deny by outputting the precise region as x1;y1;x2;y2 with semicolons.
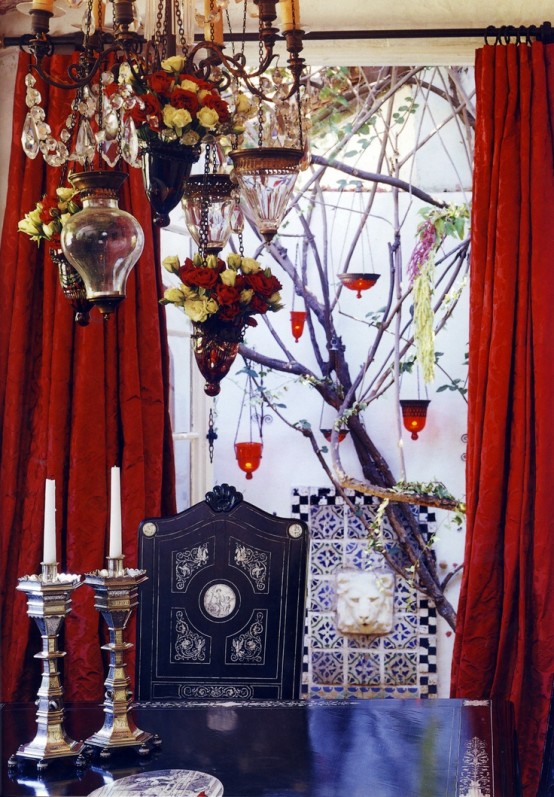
43;478;57;564
278;0;301;32
109;466;123;559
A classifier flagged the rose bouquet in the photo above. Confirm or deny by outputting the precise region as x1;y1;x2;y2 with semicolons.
127;56;238;147
161;252;283;339
18;187;81;246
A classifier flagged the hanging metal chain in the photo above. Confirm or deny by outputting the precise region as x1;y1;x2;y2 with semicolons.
256;12;265;147
238;230;245;258
291;0;304;150
154;0;166;56
174;0;189;56
207;408;218;463
198;141;212;264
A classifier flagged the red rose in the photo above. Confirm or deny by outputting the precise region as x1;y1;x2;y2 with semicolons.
128;94;162;128
146;70;174;96
170;88;200;113
218;303;241;320
103;82;120;98
245;272;282;298
38;194;59;223
216;283;241;306
180;266;219;290
248;295;269;314
201;92;230;122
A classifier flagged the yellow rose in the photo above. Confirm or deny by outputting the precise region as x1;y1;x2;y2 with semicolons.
184;297;211;323
198;89;211;102
240;257;262;274
205;254;219;269
162;255;181;273
163;287;186;305
161;55;185;73
18;216;42;238
196;106;219;130
220;269;237;287
235;93;252;114
240;289;254;304
42;221;58;239
29;208;42;224
163;106;192;132
268;292;283;307
56;187;74;203
180;79;199;93
59;213;72;227
205;297;219;316
227;253;242;269
118;62;134;85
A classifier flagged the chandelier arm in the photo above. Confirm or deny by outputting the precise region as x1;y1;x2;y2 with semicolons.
29;34;144;91
183;38;284;92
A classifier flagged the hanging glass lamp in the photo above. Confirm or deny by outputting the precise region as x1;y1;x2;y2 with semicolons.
290;310;306;342
338;272;380;299
229;148;303;243
181;174;235;255
400;399;430;440
235;442;263;480
61;171;144;316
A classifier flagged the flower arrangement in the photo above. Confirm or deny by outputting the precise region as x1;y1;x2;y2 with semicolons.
127;56;238;147
18;188;81;246
161;252;283;338
407;204;469;383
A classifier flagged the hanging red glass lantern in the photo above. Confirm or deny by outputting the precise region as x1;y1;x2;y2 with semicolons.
338;272;380;299
400;399;430;440
235;442;263;480
290;310;307;343
321;429;349;443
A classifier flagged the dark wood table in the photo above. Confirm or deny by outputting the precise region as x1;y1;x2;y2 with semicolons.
1;699;520;796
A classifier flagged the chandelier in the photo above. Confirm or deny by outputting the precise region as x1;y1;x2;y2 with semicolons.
20;0;308;239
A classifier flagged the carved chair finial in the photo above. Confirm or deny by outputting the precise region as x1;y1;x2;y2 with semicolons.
205;484;243;513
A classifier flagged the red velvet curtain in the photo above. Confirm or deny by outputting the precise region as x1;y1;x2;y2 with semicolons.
451;42;554;796
0;53;176;702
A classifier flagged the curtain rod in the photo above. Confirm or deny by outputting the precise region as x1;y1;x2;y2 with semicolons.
1;22;552;50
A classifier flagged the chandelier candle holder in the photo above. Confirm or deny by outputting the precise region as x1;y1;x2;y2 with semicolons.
338;272;381;299
83;555;159;758
60;171;144;317
8;561;84;772
400;399;431;440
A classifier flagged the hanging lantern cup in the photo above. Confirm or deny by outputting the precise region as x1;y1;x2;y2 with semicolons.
192;324;241;397
338;272;380;299
60;171;144;317
321;429;349;443
141;141;201;228
229;148;303;243
290;310;307;342
235;442;263;480
400;399;430;440
181;174;235;255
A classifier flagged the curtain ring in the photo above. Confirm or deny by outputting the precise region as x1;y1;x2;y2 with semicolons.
484;25;499;45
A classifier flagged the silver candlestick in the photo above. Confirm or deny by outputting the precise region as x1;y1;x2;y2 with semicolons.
8;562;84;771
83;556;159;758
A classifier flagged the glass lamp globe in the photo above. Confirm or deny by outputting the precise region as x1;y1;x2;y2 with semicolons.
229;148;303;243
61;171;144;316
181;174;234;255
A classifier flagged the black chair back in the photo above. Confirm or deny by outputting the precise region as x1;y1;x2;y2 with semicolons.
137;484;308;700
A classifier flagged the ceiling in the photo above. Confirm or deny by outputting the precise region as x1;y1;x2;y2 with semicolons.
1;0;553;65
